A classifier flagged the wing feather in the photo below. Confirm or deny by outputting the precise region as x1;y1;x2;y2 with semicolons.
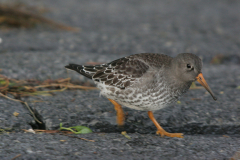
92;56;150;89
66;53;172;89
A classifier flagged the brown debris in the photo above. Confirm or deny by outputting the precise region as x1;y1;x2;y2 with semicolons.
11;154;21;160
13;112;19;117
231;149;240;160
191;98;201;101
0;4;80;31
34;129;73;134
0;74;97;124
210;54;225;64
211;54;240;64
0;75;97;97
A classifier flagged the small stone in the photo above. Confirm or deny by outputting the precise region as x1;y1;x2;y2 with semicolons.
13;112;19;117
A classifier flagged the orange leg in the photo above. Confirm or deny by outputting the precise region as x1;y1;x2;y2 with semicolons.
108;99;125;126
148;111;183;138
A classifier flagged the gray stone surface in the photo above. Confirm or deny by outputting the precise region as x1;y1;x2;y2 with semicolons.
1;133;240;160
0;98;34;131
0;0;240;159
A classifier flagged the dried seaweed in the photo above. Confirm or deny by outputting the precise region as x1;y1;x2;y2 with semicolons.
0;4;80;31
0;74;97;124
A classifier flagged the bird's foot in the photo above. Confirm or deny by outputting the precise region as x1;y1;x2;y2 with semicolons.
156;130;183;138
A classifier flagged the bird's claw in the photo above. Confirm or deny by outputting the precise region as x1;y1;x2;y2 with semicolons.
156;130;184;138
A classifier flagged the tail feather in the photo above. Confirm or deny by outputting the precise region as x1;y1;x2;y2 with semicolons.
65;64;93;79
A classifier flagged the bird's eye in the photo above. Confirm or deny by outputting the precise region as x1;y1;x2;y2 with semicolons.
187;64;191;68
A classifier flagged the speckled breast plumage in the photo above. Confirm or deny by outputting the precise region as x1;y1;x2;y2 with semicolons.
97;71;191;111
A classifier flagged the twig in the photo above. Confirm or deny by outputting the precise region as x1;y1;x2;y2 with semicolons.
121;131;131;139
35;129;73;134
0;92;42;124
0;77;9;90
0;75;96;125
56;78;71;83
59;133;95;142
11;154;21;160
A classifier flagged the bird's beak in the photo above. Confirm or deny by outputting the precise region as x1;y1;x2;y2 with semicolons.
196;73;217;101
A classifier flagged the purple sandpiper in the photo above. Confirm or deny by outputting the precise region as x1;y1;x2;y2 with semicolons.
65;53;217;138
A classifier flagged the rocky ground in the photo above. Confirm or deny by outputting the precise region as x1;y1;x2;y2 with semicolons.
0;0;240;159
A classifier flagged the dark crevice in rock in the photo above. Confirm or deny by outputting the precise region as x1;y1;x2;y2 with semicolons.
21;103;46;130
30;108;46;129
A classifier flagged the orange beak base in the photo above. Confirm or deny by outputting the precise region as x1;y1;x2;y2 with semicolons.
196;73;217;101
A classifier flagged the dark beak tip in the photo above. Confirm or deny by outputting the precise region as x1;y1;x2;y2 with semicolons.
213;97;217;101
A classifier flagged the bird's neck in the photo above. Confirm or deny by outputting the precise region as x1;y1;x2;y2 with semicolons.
164;67;192;97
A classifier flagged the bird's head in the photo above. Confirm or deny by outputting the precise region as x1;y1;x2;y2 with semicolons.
171;53;217;101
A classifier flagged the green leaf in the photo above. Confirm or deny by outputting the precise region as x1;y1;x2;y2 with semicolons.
59;123;92;134
0;80;7;85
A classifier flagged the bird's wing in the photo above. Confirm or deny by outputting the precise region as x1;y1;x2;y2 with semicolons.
65;53;171;89
90;56;150;89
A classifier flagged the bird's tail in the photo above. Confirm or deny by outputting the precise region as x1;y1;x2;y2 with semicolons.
65;64;94;79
